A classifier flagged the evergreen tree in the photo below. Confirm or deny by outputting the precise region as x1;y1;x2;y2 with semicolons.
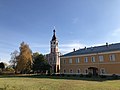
32;52;51;74
0;62;5;71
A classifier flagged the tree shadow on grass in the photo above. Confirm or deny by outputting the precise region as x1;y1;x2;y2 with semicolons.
0;88;4;90
0;74;120;82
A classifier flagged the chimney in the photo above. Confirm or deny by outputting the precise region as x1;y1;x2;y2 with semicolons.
73;48;75;52
84;47;87;50
91;46;93;50
106;42;109;47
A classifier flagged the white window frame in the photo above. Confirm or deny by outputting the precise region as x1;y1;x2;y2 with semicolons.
69;58;72;64
75;58;80;63
84;57;88;63
99;55;104;62
109;54;115;61
91;56;95;62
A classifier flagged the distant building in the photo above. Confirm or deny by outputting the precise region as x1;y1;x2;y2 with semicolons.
60;43;120;76
45;30;60;73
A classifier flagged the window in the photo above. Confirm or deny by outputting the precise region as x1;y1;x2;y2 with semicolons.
91;56;95;62
100;68;105;74
99;56;104;62
77;69;80;73
53;57;56;63
75;58;80;63
70;69;73;73
63;69;66;73
109;54;115;61
63;59;66;64
84;57;88;63
84;69;88;74
69;58;72;64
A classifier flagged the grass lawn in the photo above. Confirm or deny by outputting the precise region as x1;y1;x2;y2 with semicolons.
0;75;120;90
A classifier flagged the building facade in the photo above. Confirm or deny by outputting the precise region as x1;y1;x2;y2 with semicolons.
60;43;120;76
45;30;60;73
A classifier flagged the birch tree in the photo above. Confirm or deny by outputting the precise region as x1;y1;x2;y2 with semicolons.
16;42;33;74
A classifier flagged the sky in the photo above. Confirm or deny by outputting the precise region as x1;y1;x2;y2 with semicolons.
0;0;120;63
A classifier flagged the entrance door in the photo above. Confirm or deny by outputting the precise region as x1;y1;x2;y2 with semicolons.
88;67;98;76
54;65;56;73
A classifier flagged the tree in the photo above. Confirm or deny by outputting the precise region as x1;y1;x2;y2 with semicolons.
5;66;15;72
9;50;19;69
16;42;33;74
0;62;5;71
32;52;51;74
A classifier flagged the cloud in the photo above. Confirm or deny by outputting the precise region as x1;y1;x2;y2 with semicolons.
30;43;49;48
59;42;86;54
112;28;120;36
106;28;120;42
59;41;111;55
30;41;111;55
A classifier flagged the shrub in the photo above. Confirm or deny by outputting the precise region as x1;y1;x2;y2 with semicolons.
79;74;84;77
85;73;92;78
66;74;71;77
51;73;56;76
60;74;65;77
112;74;119;79
99;75;107;78
72;74;77;77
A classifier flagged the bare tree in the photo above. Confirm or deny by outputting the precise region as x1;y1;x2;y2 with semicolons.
9;50;19;69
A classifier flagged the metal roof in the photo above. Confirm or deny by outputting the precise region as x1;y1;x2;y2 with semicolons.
61;43;120;57
51;30;57;41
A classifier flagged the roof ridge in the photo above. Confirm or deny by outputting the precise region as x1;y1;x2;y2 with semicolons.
61;42;120;57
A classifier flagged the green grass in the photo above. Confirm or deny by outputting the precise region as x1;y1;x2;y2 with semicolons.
0;75;120;90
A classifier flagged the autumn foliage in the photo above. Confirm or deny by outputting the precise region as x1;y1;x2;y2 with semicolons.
16;42;33;73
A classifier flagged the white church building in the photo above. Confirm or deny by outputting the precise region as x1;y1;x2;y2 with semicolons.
45;30;60;73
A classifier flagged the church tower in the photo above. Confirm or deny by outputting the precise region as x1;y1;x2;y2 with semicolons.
50;30;60;73
50;30;58;53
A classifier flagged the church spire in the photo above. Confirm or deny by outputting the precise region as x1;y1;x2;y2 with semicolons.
52;29;57;41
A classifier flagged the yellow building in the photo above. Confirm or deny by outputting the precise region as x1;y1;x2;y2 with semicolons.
60;43;120;76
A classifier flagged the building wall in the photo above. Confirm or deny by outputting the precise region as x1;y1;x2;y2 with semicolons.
60;51;120;75
45;52;60;73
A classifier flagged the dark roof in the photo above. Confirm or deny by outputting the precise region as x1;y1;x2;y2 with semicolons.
51;30;57;41
62;43;120;57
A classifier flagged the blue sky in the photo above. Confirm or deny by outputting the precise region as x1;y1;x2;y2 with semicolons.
0;0;120;63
